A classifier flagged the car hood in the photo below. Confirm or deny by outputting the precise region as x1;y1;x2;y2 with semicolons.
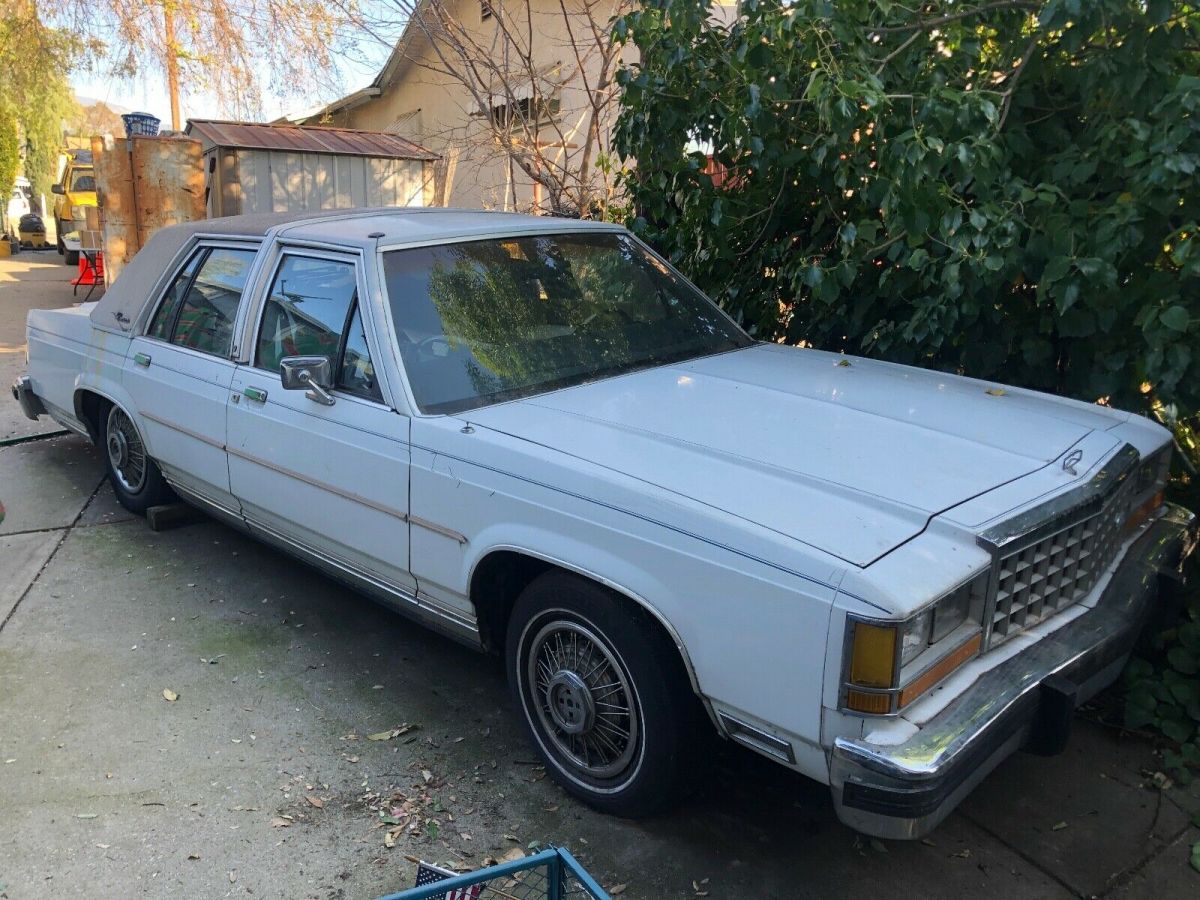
465;344;1127;567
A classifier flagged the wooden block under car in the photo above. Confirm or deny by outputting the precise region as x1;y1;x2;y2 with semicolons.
146;503;205;531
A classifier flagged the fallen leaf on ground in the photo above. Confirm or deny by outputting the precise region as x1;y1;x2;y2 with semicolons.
270;817;292;828
986;387;1006;396
229;870;237;883
75;813;98;819
162;689;179;702
609;885;627;895
499;848;524;863
421;769;433;784
305;795;324;809
187;853;200;861
1051;821;1068;831
367;724;417;741
952;849;971;859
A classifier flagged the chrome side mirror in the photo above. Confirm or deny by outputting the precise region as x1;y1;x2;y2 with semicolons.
280;356;335;406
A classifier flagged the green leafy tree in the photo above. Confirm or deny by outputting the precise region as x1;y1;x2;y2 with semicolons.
1;3;80;203
615;0;1200;414
0;103;19;204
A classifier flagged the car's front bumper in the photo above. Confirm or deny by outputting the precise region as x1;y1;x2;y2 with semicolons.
830;503;1197;840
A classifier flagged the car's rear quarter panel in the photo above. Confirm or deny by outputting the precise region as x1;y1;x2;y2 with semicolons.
26;308;130;431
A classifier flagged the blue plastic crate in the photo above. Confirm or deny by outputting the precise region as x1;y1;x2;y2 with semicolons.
379;847;610;900
121;112;161;137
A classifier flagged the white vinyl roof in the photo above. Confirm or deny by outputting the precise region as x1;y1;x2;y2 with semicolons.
90;208;623;335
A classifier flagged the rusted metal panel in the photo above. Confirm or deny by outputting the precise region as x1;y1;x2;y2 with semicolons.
92;134;205;284
186;119;439;161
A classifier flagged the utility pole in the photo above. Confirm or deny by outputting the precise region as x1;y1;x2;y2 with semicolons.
162;1;182;130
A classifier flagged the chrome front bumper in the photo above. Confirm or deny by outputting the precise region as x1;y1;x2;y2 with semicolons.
830;504;1198;840
11;375;46;421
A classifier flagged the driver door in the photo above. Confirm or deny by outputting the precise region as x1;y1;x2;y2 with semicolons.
226;250;415;594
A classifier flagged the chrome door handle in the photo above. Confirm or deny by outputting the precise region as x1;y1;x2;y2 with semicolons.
133;352;151;367
243;386;268;403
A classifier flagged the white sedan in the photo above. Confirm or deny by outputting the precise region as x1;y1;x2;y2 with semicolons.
13;208;1196;838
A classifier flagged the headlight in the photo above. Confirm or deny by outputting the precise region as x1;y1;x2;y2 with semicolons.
899;609;932;665
842;570;990;715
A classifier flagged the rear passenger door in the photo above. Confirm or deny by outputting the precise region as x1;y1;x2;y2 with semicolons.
226;250;416;595
123;243;258;515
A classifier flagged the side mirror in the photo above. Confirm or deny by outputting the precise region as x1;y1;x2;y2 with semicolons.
51;184;65;195
280;356;335;406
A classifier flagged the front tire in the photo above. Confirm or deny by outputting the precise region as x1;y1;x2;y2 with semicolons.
506;571;699;817
99;403;173;514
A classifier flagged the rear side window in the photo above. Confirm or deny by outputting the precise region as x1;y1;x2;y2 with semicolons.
255;255;382;402
148;250;205;340
148;246;256;357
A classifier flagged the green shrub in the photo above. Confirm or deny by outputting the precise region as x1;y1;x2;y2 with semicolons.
614;0;1199;413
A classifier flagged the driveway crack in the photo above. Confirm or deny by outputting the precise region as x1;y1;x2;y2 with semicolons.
0;478;105;636
959;808;1086;898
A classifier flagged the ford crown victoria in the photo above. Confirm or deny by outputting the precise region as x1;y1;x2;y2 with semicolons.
12;208;1196;838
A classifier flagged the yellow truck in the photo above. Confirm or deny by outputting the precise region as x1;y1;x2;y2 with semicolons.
51;150;97;265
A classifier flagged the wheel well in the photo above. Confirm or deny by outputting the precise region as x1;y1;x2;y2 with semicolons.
471;551;554;654
470;552;695;687
75;390;110;444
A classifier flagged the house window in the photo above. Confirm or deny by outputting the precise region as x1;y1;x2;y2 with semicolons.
481;1;494;21
488;95;560;129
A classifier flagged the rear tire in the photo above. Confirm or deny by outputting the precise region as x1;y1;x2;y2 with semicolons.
506;571;700;818
98;402;173;514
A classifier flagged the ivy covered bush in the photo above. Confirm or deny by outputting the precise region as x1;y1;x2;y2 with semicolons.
615;1;1200;771
614;0;1199;413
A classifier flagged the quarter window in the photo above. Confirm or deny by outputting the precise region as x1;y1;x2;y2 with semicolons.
256;255;382;402
147;246;256;357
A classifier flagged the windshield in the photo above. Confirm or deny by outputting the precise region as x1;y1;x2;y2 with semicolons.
382;232;750;414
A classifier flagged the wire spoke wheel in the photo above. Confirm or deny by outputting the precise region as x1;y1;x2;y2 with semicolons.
105;406;147;494
524;617;641;781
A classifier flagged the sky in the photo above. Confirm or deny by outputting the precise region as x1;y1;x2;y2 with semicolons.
68;26;394;126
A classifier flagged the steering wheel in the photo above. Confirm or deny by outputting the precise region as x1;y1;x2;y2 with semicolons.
414;335;453;360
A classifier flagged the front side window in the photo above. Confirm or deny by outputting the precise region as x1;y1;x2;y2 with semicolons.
381;232;751;414
256;255;382;402
147;246;256;357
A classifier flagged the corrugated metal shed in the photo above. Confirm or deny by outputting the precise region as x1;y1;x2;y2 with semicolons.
186;120;438;160
185;119;440;217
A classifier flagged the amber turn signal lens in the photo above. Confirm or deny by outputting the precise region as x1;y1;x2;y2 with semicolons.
849;622;897;689
898;632;982;708
845;690;893;714
1125;490;1165;534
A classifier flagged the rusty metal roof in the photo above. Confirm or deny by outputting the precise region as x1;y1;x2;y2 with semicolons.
185;119;438;161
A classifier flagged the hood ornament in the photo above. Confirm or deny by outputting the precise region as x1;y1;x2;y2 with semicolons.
1063;449;1084;476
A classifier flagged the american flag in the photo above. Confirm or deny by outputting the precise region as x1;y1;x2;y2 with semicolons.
413;861;483;900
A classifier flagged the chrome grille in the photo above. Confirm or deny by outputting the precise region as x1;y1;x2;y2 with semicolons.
985;447;1140;647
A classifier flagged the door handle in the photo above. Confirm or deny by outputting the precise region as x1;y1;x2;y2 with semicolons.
243;386;268;403
133;352;151;367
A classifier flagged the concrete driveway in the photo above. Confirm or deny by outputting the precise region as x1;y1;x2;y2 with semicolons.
1;255;1198;898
